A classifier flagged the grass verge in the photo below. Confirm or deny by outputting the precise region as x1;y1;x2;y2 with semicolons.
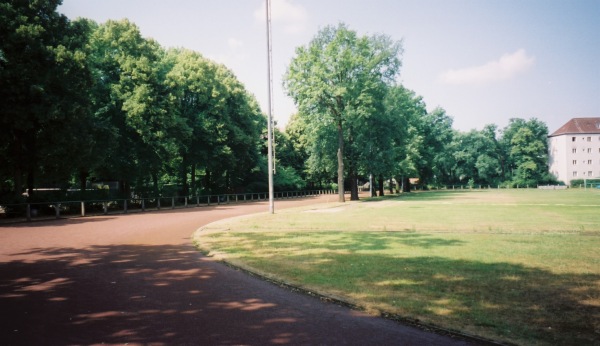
193;189;600;345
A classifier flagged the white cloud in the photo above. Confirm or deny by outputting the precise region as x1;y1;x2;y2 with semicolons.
254;0;308;34
439;49;535;85
227;37;244;50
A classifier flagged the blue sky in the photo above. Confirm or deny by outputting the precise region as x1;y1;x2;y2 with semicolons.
58;0;599;133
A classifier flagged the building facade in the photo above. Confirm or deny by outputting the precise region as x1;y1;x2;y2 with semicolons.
548;117;600;185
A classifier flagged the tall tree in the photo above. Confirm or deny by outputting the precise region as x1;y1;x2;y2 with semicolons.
285;112;331;189
500;118;550;185
87;19;175;196
0;0;93;200
166;49;264;195
452;129;500;185
383;86;429;191
284;23;402;201
164;48;216;195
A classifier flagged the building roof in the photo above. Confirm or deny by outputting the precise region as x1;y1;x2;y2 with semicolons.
549;117;600;137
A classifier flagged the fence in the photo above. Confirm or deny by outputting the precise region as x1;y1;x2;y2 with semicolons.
430;184;570;190
0;190;336;223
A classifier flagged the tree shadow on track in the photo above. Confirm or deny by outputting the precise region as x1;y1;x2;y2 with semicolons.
0;244;317;345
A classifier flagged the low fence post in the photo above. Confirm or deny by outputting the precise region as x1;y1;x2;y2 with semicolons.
196;195;200;207
157;198;161;210
185;197;188;208
103;202;108;215
124;199;128;214
141;199;145;212
81;201;85;217
172;197;175;209
27;204;31;221
54;204;60;219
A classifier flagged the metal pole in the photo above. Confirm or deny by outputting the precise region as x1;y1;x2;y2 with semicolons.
266;0;275;214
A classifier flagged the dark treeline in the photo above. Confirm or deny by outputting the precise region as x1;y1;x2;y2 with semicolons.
0;2;556;205
1;0;284;203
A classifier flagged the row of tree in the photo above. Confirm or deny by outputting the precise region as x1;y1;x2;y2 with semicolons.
280;24;556;201
0;2;555;204
1;0;280;203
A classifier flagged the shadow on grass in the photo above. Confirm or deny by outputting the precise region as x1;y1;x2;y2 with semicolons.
338;255;599;346
254;232;466;251
362;191;475;203
213;232;599;345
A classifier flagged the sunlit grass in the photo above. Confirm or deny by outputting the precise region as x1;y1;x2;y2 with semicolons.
193;189;600;345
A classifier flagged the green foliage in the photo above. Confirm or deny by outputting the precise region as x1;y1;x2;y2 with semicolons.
163;48;264;194
0;0;94;198
284;23;403;201
274;166;306;191
440;118;553;187
1;7;267;198
0;6;559;199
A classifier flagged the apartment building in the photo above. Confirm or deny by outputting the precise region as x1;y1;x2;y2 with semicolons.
548;117;600;185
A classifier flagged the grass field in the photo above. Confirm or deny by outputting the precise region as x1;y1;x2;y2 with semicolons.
193;189;600;345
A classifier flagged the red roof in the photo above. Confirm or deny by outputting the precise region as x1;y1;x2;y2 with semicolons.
549;117;600;137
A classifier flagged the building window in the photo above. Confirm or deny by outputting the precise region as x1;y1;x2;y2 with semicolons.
589;160;593;164
573;160;577;165
587;137;592;142
589;171;593;177
572;148;577;153
572;137;576;142
573;171;578;177
588;148;592;153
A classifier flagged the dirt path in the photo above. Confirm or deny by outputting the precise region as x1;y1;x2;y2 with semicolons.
0;196;476;345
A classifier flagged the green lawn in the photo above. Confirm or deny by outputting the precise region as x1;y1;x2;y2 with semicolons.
193;189;600;345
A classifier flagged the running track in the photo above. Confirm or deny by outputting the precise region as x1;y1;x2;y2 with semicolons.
0;196;478;345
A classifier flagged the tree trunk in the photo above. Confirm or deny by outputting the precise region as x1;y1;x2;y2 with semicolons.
190;163;196;196
370;174;376;197
378;175;384;196
337;121;345;202
79;169;88;200
204;170;211;194
13;167;23;200
402;176;411;193
181;155;189;197
26;169;34;199
120;179;130;199
350;170;359;200
152;173;159;196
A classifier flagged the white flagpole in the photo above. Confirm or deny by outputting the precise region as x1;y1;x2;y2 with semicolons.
266;0;275;213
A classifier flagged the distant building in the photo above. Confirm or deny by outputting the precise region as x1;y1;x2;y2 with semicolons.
548;117;600;185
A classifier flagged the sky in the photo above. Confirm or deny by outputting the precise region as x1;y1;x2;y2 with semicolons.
58;0;600;133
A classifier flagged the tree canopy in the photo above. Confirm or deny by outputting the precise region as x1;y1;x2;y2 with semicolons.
0;2;267;202
0;5;559;205
283;23;403;201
